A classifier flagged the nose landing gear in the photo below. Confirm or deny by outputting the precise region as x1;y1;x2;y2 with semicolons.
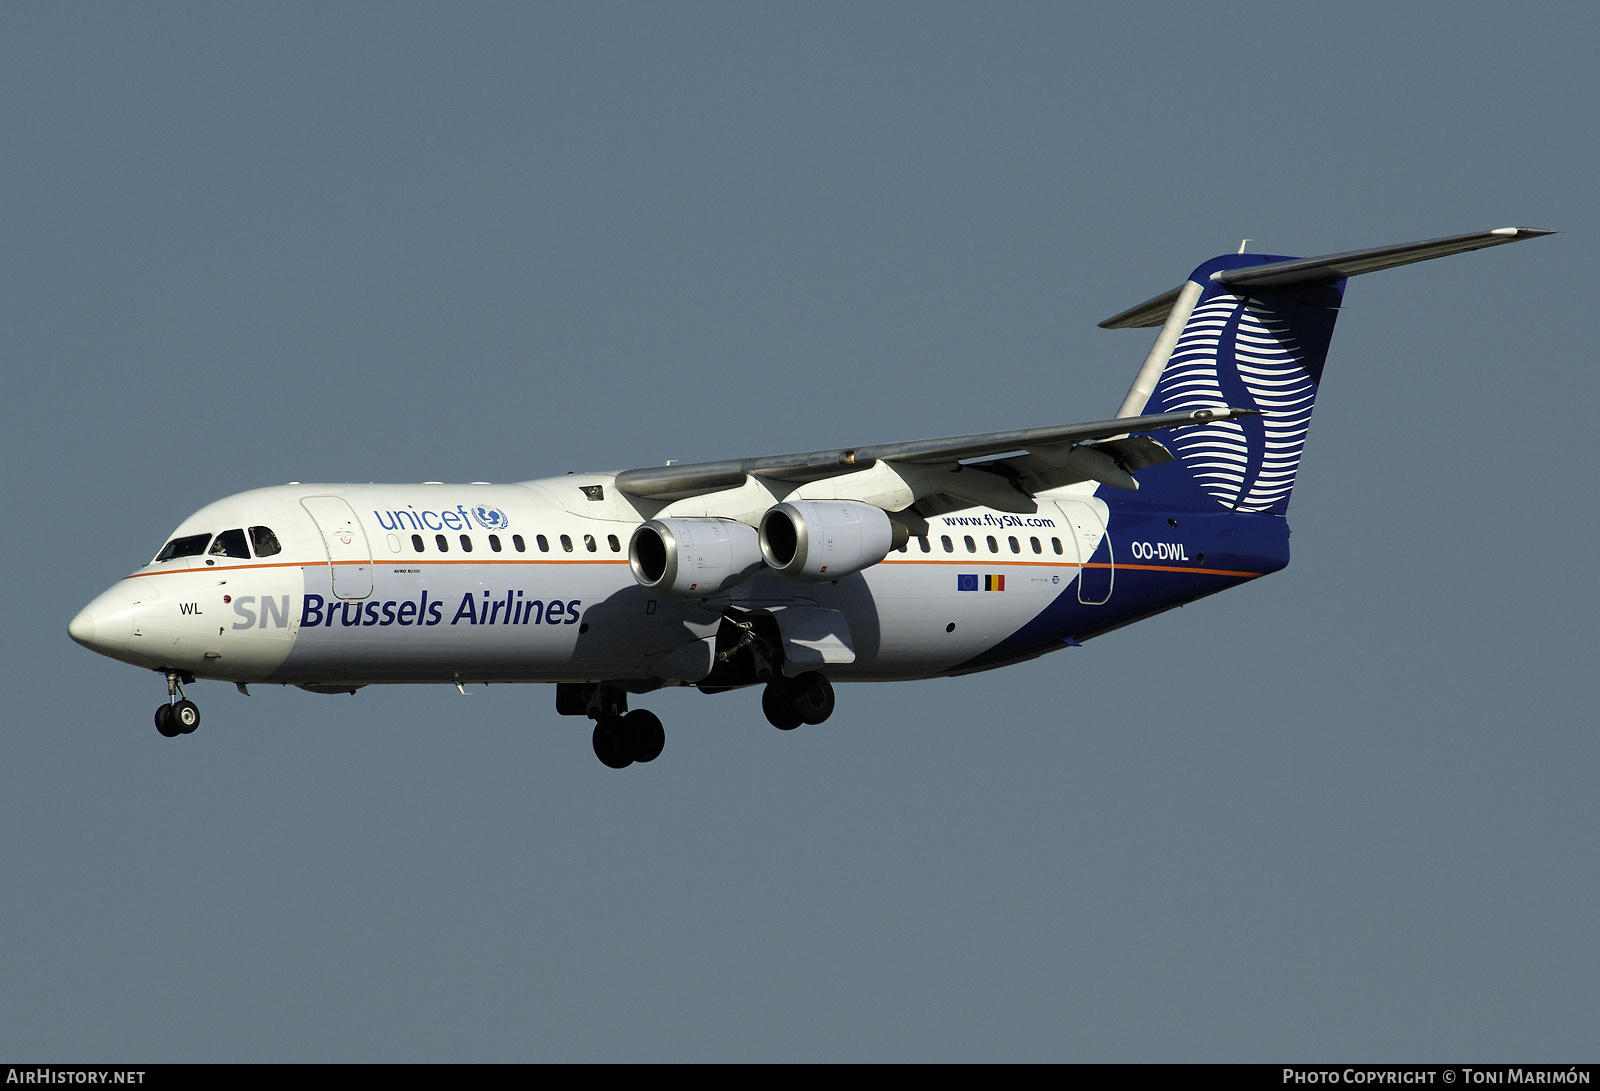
154;671;200;738
591;709;666;769
558;683;667;769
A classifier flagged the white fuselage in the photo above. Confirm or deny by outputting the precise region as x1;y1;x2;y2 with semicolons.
71;476;1108;688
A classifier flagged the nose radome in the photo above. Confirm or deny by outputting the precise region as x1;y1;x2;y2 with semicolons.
68;606;96;646
69;586;135;653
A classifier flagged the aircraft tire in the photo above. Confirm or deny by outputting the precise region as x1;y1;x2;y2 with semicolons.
625;710;665;763
792;672;835;726
172;699;201;734
155;704;181;738
762;682;803;731
592;718;635;769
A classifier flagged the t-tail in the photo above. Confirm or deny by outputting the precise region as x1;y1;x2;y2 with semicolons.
1100;227;1553;514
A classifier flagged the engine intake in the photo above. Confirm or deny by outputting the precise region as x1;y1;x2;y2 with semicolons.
628;518;763;599
759;500;896;582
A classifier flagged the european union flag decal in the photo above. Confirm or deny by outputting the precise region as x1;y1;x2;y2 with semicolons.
957;574;979;591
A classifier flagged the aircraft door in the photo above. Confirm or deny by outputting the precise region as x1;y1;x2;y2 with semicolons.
300;496;374;600
1053;499;1113;605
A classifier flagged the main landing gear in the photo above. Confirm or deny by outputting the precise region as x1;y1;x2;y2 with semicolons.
154;671;200;738
558;668;835;767
762;671;835;731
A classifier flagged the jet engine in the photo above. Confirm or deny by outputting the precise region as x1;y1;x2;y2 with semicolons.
759;500;898;582
628;518;764;598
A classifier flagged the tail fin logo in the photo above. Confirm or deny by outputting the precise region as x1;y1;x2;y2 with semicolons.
1149;280;1336;514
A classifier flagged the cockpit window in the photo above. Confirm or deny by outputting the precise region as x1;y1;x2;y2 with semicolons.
155;533;212;562
209;528;251;558
249;526;282;558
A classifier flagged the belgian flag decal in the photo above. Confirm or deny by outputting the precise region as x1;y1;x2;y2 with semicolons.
957;574;1005;591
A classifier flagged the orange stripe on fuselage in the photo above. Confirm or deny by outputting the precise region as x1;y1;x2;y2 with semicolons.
879;558;1261;578
127;557;1260;580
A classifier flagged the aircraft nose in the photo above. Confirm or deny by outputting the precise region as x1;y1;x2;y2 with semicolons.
68;605;96;646
69;586;135;653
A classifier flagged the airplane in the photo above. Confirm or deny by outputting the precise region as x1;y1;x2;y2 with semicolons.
69;227;1552;767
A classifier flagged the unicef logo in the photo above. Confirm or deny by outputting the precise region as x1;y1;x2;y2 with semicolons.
471;506;510;531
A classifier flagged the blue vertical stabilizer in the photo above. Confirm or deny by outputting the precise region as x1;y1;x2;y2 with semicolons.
1124;253;1345;515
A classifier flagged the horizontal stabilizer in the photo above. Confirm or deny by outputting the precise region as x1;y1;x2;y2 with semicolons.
1215;226;1554;290
1098;285;1185;330
1099;226;1554;328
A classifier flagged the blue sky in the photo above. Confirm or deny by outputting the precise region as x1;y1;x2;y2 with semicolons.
2;3;1595;1060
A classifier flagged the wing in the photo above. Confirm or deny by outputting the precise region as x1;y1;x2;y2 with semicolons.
612;406;1258;511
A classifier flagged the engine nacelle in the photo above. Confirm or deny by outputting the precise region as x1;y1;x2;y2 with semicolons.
628;518;764;599
759;500;896;582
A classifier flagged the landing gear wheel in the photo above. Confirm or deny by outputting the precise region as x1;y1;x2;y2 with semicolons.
171;699;201;734
791;672;835;725
592;717;635;769
624;709;665;763
762;681;803;731
155;704;181;738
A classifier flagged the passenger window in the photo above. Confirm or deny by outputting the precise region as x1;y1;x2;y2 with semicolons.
941;535;954;553
963;535;976;553
1008;536;1020;554
435;534;449;552
583;534;597;553
489;534;502;553
1051;537;1063;555
248;526;282;558
918;536;930;553
608;534;621;552
986;536;998;553
412;534;425;553
513;534;526;552
537;535;549;553
1031;536;1041;554
460;535;473;552
155;533;212;562
209;528;251;558
560;534;573;553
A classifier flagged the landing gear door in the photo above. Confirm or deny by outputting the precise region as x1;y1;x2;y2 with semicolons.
1053;499;1113;605
300;496;374;600
770;606;856;677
